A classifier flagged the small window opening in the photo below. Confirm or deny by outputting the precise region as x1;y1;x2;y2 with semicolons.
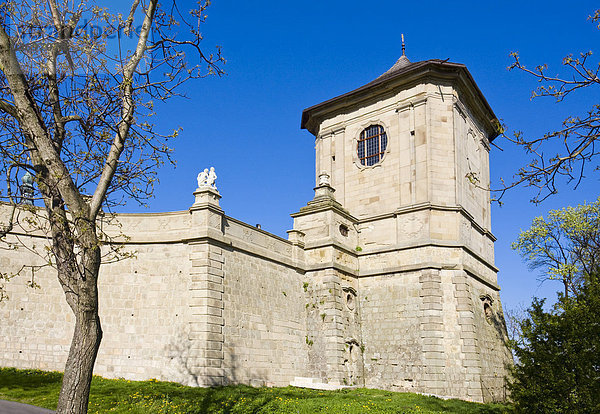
346;293;355;310
339;224;349;237
480;295;494;323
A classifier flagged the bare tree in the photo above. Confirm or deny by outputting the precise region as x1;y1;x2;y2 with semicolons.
496;9;600;203
503;304;526;351
0;1;223;412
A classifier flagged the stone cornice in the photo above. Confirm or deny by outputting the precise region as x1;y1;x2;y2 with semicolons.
355;240;499;273
358;262;500;291
356;202;496;242
302;239;359;257
304;258;500;291
291;186;358;223
184;229;303;273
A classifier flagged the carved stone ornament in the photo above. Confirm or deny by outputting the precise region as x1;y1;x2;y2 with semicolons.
318;172;330;186
197;166;218;190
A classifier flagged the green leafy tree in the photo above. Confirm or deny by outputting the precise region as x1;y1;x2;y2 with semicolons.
498;9;600;203
512;198;600;297
511;200;600;412
0;1;223;413
509;275;600;413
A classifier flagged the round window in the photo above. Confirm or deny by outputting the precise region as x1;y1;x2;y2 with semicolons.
357;125;388;166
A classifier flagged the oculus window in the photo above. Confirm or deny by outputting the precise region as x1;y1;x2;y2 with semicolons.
357;125;387;166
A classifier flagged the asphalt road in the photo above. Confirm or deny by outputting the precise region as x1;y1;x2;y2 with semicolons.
0;400;54;413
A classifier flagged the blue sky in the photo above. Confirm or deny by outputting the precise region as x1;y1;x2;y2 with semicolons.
124;1;599;312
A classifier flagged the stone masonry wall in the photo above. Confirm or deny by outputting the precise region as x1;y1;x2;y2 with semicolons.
222;247;308;386
0;201;311;387
358;264;510;403
0;231;72;372
0;230;191;383
359;270;424;393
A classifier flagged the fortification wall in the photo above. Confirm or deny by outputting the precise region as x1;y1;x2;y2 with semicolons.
0;202;311;386
0;183;511;402
1;229;72;372
95;241;191;382
0;207;194;382
216;216;309;386
221;247;308;386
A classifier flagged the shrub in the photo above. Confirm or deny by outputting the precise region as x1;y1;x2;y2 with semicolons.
509;274;600;413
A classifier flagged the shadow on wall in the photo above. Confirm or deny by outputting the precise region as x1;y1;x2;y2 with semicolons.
491;310;510;350
481;295;512;351
343;339;364;387
165;330;202;387
223;345;269;387
164;332;269;388
481;300;512;403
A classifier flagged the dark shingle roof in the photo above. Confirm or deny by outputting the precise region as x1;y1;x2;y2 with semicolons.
375;54;412;80
301;56;499;141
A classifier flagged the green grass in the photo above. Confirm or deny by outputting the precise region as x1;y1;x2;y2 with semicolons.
0;367;513;413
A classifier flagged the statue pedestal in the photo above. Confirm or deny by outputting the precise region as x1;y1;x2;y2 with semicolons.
191;186;221;210
313;183;336;200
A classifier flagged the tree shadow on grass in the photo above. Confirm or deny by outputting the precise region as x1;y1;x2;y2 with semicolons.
187;385;278;414
0;368;62;390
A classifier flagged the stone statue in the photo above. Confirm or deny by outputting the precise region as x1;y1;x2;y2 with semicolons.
197;168;209;188
207;167;217;190
197;167;217;190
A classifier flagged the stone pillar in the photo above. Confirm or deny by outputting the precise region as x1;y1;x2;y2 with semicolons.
452;271;484;402
190;186;223;228
292;179;359;387
286;229;305;267
419;269;447;395
321;271;345;385
188;187;225;386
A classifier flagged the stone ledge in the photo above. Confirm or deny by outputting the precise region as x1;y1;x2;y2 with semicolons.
290;377;354;391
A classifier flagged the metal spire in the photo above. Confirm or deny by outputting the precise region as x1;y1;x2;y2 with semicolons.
401;34;406;56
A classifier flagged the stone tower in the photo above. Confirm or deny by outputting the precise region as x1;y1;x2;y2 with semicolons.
292;54;512;402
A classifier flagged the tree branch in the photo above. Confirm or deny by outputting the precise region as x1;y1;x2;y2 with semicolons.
0;25;87;218
88;0;157;218
0;99;18;118
125;0;141;36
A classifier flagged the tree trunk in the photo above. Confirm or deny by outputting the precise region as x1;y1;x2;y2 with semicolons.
56;246;103;414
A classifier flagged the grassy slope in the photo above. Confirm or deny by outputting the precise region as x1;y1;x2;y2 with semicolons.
0;368;512;413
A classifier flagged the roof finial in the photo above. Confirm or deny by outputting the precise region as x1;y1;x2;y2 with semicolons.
401;33;406;56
